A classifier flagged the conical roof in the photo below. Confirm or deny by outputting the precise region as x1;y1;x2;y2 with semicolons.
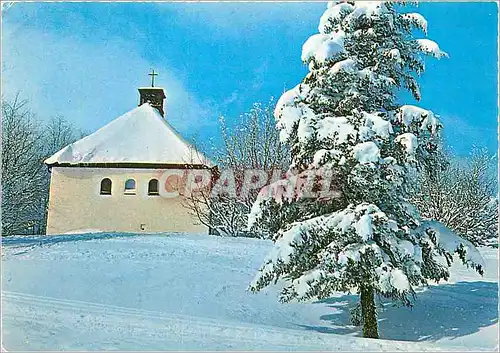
45;103;214;167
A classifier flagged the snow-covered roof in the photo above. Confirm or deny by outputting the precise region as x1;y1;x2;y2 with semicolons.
45;103;214;167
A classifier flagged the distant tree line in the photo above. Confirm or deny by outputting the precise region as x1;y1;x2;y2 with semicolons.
1;93;84;236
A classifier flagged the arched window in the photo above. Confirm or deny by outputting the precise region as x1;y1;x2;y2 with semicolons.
124;179;136;195
148;179;159;196
100;178;112;195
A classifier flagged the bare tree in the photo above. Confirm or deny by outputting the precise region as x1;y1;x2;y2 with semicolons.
1;94;82;235
412;147;498;247
2;94;45;235
44;115;86;155
182;99;290;237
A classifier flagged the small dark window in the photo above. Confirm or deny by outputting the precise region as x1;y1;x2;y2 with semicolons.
100;178;112;195
148;179;159;196
124;179;136;194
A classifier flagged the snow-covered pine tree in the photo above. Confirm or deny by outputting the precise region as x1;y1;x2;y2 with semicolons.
248;1;485;339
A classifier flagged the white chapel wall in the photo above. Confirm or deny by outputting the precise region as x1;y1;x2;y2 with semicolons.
46;167;209;235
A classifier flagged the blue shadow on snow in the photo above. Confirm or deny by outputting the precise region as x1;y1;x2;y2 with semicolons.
300;281;498;342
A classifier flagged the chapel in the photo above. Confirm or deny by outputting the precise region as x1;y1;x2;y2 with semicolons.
44;72;214;234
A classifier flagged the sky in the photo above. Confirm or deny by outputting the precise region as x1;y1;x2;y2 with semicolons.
1;1;498;157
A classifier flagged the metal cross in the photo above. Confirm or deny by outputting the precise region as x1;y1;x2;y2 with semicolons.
148;69;158;87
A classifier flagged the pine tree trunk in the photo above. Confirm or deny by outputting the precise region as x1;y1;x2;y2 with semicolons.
360;285;379;339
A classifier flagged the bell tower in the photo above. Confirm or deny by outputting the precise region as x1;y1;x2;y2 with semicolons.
138;69;166;117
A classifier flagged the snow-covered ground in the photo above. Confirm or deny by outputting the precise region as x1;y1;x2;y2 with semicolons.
1;233;498;351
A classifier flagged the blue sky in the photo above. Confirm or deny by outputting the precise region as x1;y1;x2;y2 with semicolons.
2;2;498;157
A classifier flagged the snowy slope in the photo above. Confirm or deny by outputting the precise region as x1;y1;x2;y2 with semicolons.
1;233;498;351
44;104;213;166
